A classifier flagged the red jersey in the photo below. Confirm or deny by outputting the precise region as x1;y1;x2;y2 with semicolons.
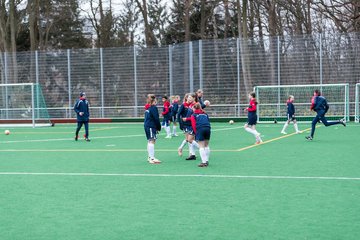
162;101;170;116
310;96;316;110
247;98;257;112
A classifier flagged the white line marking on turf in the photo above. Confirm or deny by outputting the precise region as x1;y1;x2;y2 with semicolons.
0;126;242;145
0;149;239;152
0;172;359;181
0;134;144;144
212;126;244;131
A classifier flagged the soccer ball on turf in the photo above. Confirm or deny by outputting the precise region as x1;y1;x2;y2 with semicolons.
229;120;234;125
204;100;210;106
4;130;10;135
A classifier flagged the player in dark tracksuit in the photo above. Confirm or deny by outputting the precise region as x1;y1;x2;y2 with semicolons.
74;92;90;141
196;89;210;109
191;103;211;167
305;90;346;140
170;95;180;136
144;94;162;163
281;95;301;134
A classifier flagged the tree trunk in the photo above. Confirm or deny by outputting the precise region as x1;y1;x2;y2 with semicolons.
184;0;192;42
238;0;253;95
9;0;18;83
200;0;206;39
267;0;278;85
136;0;156;46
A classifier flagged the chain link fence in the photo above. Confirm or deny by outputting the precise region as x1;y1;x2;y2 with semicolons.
1;33;359;119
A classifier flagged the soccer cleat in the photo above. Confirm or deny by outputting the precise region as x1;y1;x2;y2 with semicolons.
305;136;313;141
75;135;78;141
255;141;262;144
186;155;196;160
172;133;179;137
198;162;208;167
178;148;183;156
85;138;91;142
296;131;302;134
340;119;346;127
153;158;162;164
165;135;172;139
281;131;287;134
148;157;161;164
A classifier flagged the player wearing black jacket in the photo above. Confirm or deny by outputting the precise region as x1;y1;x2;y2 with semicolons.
144;94;162;164
74;92;90;141
306;90;346;140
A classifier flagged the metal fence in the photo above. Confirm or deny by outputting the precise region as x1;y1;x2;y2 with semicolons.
1;32;360;119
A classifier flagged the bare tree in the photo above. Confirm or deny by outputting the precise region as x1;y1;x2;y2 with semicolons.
135;0;157;45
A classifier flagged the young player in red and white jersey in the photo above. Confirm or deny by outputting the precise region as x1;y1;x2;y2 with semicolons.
144;94;162;164
161;95;172;138
190;102;211;167
177;93;199;160
244;92;262;144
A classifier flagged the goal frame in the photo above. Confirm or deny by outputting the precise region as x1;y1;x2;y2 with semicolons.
0;83;52;128
254;83;350;123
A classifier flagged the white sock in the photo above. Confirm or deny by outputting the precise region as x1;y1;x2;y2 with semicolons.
165;126;171;136
173;126;177;134
189;142;195;155
294;123;299;132
199;148;207;163
245;127;259;137
245;127;256;136
205;147;210;160
282;123;288;132
148;142;155;159
179;140;187;149
192;141;199;149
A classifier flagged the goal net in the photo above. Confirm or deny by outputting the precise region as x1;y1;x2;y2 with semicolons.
356;83;360;123
254;84;349;123
0;83;52;127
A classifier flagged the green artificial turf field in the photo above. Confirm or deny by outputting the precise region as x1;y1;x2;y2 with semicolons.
0;122;359;239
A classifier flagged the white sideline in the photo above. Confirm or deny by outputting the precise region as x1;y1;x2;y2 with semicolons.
0;134;144;144
0;126;242;144
0;172;359;181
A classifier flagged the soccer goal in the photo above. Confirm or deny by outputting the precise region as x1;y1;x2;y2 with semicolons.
356;83;360;123
0;83;52;127
254;83;349;123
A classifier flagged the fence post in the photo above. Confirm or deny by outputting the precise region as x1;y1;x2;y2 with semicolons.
320;34;323;87
67;49;72;118
237;38;241;117
100;48;104;118
169;45;173;96
134;45;138;117
189;42;194;93
35;51;40;118
4;52;8;119
277;36;281;117
199;40;203;90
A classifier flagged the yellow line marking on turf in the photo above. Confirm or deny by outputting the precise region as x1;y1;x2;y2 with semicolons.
237;126;316;152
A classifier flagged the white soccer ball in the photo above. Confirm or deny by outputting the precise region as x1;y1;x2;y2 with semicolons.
229;120;234;125
204;100;210;106
4;130;10;135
